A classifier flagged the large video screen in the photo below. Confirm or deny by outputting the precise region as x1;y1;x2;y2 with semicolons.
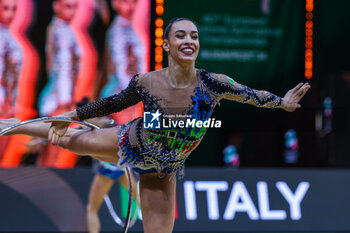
0;0;151;167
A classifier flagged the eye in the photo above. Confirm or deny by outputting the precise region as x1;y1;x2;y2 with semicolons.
175;34;185;39
192;35;198;39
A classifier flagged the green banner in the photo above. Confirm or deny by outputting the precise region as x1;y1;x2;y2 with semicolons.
164;0;304;90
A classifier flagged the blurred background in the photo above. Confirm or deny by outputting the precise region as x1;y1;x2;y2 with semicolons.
0;0;350;232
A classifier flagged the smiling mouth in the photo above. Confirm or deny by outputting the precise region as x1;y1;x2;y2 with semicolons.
180;47;195;55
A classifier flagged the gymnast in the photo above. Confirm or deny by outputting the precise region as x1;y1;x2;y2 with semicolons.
0;17;310;233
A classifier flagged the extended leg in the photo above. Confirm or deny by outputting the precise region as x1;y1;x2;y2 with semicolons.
87;174;115;233
0;119;120;163
118;171;139;202
139;173;176;233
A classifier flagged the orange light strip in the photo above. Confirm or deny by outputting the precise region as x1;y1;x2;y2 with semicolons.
154;0;164;70
305;0;314;79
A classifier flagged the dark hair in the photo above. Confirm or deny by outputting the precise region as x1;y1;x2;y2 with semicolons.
76;96;90;108
163;17;197;40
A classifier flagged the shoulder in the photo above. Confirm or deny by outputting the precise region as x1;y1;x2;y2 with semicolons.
198;69;234;85
136;69;164;84
108;20;119;33
130;71;154;90
211;72;231;83
197;69;239;99
47;23;56;36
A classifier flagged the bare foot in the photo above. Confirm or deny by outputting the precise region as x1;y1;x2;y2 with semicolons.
0;118;21;136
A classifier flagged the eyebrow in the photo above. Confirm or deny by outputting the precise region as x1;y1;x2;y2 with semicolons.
175;30;198;34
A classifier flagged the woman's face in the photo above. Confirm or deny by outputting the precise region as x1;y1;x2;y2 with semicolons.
0;0;17;25
164;20;200;64
113;0;137;20
54;0;78;22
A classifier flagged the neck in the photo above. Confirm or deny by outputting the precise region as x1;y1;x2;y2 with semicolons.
56;15;70;23
166;57;196;88
0;21;10;27
119;14;133;21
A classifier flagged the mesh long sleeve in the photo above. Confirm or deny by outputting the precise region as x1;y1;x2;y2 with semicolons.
200;70;282;108
76;75;142;120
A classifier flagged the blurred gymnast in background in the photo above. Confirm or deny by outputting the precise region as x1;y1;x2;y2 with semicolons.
0;0;22;163
102;0;144;124
87;1;143;232
36;0;80;167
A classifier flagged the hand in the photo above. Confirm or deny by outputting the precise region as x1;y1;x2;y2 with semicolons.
281;82;311;112
46;110;79;145
47;121;70;145
46;111;74;145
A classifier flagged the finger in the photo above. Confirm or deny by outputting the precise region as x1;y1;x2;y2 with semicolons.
48;127;53;141
52;134;58;146
299;86;310;99
51;131;58;145
304;82;311;88
292;83;304;93
49;126;56;142
54;134;61;146
56;128;66;137
48;133;53;145
301;82;311;90
53;134;59;146
57;136;62;146
50;133;55;145
296;84;310;100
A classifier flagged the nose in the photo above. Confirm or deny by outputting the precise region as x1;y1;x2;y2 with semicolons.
184;35;194;45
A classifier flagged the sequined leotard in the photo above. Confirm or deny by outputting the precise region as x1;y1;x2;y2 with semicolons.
76;69;282;175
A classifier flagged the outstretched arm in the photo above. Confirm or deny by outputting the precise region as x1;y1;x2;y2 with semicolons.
208;73;310;112
221;79;283;108
223;79;310;111
75;74;142;120
47;74;143;144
